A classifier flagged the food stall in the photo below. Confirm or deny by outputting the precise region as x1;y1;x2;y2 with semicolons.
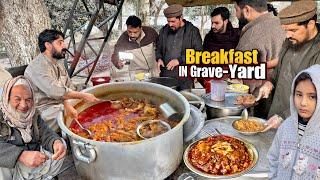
56;0;289;179
57;80;277;179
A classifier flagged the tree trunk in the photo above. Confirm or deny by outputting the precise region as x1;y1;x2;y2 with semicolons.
154;11;160;27
117;8;123;30
0;0;51;67
200;7;206;38
139;0;150;26
153;1;165;27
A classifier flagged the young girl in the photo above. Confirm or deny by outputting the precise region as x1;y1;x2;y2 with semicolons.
268;64;320;179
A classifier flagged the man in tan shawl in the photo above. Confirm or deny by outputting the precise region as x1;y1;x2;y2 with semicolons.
0;76;66;180
24;29;99;132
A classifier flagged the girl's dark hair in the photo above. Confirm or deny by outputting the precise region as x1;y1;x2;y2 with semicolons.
294;72;313;93
38;29;65;53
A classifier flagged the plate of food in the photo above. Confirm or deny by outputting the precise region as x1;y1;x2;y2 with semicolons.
227;84;249;94
234;94;257;107
183;135;258;179
232;117;267;135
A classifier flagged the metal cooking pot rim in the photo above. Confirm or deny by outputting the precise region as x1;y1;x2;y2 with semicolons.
145;77;179;89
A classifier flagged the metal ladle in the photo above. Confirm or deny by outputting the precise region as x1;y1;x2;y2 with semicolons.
203;128;222;137
241;108;249;121
99;99;121;104
74;119;93;137
159;102;183;121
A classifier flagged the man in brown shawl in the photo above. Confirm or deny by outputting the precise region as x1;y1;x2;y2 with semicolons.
235;0;285;96
0;76;66;179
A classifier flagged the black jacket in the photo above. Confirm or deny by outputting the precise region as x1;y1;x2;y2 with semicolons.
203;23;240;52
155;20;202;90
156;20;203;65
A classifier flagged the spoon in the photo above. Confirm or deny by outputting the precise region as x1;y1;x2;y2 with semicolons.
74;118;93;137
99;99;121;104
159;103;183;121
202;128;222;137
241;108;249;121
214;128;222;135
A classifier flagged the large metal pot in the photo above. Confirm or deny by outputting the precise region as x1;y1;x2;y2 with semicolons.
57;82;190;179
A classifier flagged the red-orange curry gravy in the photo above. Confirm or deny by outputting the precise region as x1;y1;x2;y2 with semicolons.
69;97;179;142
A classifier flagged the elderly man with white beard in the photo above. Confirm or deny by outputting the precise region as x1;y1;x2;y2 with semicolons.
0;76;66;180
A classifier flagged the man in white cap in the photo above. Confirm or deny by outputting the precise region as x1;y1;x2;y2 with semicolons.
0;76;66;179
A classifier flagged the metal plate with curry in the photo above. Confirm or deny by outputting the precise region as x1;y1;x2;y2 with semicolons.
232;117;267;136
183;135;258;179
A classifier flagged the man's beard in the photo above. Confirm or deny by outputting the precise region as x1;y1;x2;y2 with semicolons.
52;48;66;59
238;12;249;28
8;104;30;120
288;34;311;48
288;38;308;49
212;25;224;34
169;27;179;33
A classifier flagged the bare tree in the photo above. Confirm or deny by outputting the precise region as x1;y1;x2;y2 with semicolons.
0;0;51;66
126;0;152;26
199;6;210;38
150;0;165;27
185;6;213;38
117;9;123;30
137;0;151;26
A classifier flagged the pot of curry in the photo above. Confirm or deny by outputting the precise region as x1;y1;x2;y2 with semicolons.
57;81;190;179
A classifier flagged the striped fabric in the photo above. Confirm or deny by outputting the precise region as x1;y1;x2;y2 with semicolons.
298;123;307;138
298;118;308;138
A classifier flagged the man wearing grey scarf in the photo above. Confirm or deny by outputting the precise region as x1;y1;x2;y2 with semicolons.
0;76;66;180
